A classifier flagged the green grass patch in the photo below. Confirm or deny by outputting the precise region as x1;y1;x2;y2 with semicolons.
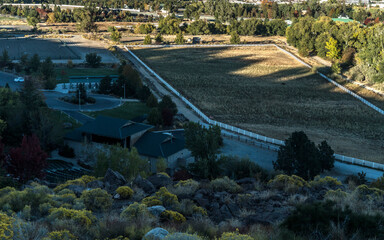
55;67;119;83
84;102;150;120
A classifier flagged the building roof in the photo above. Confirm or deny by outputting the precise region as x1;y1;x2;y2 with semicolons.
332;18;355;23
134;131;186;158
75;115;153;140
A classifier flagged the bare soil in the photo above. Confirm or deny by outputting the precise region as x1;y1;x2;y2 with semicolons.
131;46;384;163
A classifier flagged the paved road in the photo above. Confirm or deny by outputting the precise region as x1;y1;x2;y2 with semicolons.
0;71;22;89
0;71;122;111
62;110;94;124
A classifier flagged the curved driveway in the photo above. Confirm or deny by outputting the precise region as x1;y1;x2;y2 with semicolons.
0;71;121;112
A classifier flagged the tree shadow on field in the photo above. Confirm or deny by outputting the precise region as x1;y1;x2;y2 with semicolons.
0;37;112;61
133;46;384;140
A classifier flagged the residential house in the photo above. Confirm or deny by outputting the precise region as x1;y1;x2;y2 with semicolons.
65;115;190;172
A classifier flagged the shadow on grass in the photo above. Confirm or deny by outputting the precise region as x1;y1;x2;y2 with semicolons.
132;46;384;140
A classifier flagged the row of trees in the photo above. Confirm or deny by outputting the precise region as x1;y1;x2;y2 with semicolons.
184;122;335;181
0;50;56;89
287;16;384;82
136;16;287;36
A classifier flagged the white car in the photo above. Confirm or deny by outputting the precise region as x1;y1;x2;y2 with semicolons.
14;77;24;82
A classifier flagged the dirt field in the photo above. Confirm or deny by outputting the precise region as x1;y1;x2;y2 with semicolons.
0;36;118;63
132;46;384;162
0;38;80;60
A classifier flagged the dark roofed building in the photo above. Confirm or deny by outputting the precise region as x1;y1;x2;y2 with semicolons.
134;130;189;172
65;116;190;172
72;115;153;148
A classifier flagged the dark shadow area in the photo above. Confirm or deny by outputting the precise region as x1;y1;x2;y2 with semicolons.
132;46;384;144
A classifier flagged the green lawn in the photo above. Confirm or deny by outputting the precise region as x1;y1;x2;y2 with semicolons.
46;108;82;138
84;102;150;120
55;67;119;83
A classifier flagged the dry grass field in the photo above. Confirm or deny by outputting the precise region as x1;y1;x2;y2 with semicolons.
132;46;384;162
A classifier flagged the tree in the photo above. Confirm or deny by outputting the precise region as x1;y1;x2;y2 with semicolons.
99;75;112;94
28;54;40;73
76;83;87;102
175;32;185;45
143;34;152;45
108;26;122;42
230;31;240;44
6;135;47;182
0;119;6;136
94;146;149;180
326;37;341;61
158;95;177;116
273;131;335;180
147;108;162;126
39;57;56;90
185;122;222;161
27;16;39;29
0;50;10;68
85;53;102;68
74;8;97;32
146;94;158;108
155;33;163;44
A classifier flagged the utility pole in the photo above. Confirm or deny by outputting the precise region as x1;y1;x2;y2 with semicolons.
123;84;126;99
78;87;81;111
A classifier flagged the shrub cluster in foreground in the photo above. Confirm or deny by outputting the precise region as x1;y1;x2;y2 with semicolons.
0;171;384;239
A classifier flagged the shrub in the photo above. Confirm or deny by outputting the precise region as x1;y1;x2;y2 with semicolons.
80;188;112;212
0;184;52;215
54;175;96;193
58;144;75;158
188;216;218;239
370;175;384;190
324;189;348;204
219;156;268;181
51;192;77;207
67;60;74;68
230;31;240;44
0;212;14;240
172;179;199;196
210;177;242;193
160;210;186;223
156;158;168;172
193;206;207;216
155;187;179;207
142;196;163;207
48;207;96;228
43;230;77;240
116;186;134;199
220;231;254;240
120;202;151;220
309;176;341;189
268;174;308;193
143;34;152;44
85;53;102;68
39;202;53;216
353;185;384;200
283;201;384;239
0;187;15;198
175;199;206;216
97;214;130;240
164;233;202;240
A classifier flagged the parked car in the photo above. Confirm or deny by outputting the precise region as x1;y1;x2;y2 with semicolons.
14;77;24;82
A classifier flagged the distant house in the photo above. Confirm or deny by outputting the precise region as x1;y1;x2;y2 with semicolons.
65;116;190;172
36;8;50;20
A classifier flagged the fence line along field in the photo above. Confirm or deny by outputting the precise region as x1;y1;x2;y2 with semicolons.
131;46;384;163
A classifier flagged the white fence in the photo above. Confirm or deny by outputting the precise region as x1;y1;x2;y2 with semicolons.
124;45;384;172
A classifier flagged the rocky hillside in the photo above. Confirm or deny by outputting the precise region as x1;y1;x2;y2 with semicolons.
1;169;384;240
